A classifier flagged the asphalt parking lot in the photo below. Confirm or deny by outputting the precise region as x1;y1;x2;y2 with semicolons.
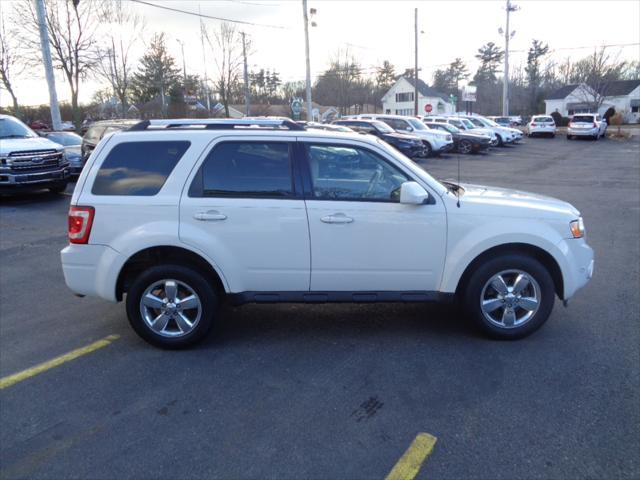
1;135;639;480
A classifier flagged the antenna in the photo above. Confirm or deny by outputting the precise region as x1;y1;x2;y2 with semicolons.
456;152;461;208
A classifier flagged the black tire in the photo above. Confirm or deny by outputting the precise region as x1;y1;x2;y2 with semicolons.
496;134;504;147
126;264;218;349
462;254;555;339
458;139;473;154
48;182;68;194
422;141;433;157
566;134;572;140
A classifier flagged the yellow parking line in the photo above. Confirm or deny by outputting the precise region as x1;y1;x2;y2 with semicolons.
0;334;120;390
385;433;438;480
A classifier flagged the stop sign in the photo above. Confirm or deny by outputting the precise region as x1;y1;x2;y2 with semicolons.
425;104;433;113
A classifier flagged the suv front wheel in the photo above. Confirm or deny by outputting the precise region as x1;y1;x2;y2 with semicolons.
126;265;218;348
463;254;555;339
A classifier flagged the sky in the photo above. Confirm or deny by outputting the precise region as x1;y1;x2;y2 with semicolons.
1;0;639;107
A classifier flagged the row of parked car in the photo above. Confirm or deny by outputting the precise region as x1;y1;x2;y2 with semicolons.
300;113;525;160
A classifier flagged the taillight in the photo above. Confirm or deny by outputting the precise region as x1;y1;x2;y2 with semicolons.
68;206;95;244
593;122;597;128
568;122;574;128
531;123;537;127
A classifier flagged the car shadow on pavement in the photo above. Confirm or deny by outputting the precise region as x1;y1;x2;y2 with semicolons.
201;302;483;349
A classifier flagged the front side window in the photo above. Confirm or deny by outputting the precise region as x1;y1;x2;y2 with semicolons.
196;142;294;198
92;141;190;196
305;144;409;202
85;126;105;143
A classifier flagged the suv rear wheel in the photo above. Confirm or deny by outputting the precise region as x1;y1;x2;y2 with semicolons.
463;254;555;339
126;265;218;348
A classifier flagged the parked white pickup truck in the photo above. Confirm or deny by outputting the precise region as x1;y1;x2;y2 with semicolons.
0;114;69;193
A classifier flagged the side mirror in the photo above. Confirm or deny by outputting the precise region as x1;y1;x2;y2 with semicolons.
400;181;429;205
405;126;413;132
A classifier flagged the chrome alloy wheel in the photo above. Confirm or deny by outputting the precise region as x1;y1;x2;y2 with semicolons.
140;279;202;337
480;270;541;329
458;140;472;154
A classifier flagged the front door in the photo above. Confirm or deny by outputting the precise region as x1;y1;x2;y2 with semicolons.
300;141;447;292
180;139;310;293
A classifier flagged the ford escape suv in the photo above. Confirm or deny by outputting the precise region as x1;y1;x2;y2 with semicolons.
61;118;594;348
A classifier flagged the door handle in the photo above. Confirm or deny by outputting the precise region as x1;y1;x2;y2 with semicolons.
194;210;227;221
321;213;353;224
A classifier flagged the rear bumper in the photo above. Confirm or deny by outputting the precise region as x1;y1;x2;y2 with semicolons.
61;244;122;302
568;127;598;137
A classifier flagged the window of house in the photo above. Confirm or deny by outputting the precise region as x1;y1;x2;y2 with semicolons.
395;92;414;103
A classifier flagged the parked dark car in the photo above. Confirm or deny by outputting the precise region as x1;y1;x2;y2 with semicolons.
39;131;84;175
81;119;139;161
332;119;427;159
424;121;492;154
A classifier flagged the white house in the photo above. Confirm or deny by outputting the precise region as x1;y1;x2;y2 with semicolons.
381;76;455;116
544;80;640;122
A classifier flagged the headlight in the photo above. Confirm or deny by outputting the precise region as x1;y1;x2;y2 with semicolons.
570;218;585;238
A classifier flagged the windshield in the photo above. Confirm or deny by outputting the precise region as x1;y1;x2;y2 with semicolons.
0;117;38;139
47;132;82;146
374;138;447;196
372;121;394;133
407;118;427;130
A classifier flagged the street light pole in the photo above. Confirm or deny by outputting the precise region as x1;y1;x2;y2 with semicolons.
502;0;518;116
414;7;419;116
34;0;62;130
302;0;312;121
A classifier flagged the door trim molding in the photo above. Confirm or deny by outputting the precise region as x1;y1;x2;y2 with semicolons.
228;290;454;305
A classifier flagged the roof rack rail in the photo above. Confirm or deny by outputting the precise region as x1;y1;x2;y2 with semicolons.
128;118;305;131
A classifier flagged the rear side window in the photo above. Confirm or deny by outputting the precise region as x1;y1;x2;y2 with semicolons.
193;142;294;198
92;141;190;196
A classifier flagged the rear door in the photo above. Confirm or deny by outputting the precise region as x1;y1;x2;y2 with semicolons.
179;137;310;293
299;138;447;292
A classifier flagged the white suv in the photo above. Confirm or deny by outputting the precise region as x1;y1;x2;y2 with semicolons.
567;114;607;140
61;118;594;348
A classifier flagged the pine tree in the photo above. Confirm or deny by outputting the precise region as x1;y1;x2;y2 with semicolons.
130;33;180;107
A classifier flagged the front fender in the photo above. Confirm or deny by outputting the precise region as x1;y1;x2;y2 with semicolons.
440;217;570;294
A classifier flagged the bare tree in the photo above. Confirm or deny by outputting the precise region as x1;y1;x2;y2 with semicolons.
571;48;628;111
19;0;104;129
96;0;144;118
205;22;244;117
0;14;23;116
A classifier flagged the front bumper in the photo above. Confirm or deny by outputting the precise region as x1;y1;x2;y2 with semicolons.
432;140;454;153
556;237;594;300
0;166;70;188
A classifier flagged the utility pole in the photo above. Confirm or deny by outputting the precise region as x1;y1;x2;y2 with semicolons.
414;7;419;116
241;32;250;117
302;0;312;121
502;0;518;116
34;0;61;130
177;39;187;85
199;7;211;115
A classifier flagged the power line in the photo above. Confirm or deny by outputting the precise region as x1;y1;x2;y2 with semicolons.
129;0;288;29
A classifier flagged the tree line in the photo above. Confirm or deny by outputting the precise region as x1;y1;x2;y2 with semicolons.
1;0;639;129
